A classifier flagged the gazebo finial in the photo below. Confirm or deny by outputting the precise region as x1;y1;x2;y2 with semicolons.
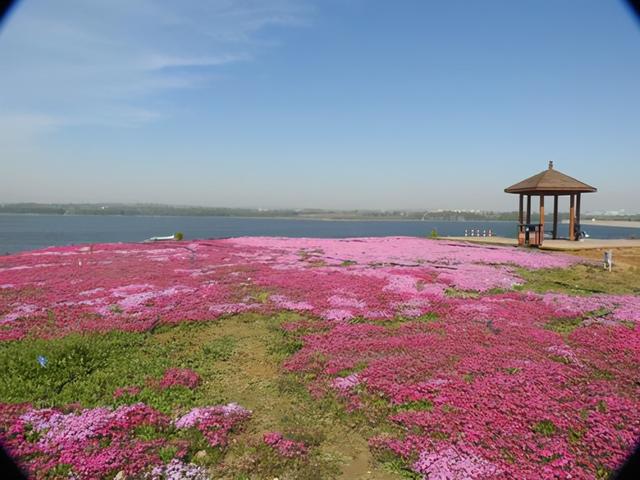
548;161;554;170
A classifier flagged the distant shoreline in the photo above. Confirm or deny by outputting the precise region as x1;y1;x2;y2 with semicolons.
4;213;640;227
562;219;640;229
0;213;518;223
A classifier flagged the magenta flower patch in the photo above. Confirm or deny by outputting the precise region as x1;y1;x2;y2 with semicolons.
0;237;584;340
263;432;308;458
157;368;201;390
1;403;170;479
0;402;251;479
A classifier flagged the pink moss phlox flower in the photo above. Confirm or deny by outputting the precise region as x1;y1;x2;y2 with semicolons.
2;237;639;478
413;446;501;479
437;263;521;291
157;368;201;390
174;404;251;447
263;432;308;458
270;294;314;311
332;373;360;393
543;293;640;325
547;344;584;368
147;459;209;480
0;237;579;340
2;403;170;479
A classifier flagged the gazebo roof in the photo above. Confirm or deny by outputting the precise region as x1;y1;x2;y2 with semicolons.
504;162;597;194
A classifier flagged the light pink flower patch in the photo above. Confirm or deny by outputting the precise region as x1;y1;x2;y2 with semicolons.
270;295;314;311
543;293;640;325
1;304;39;323
332;373;361;393
547;344;584;368
324;309;355;321
174;404;251;448
230;236;579;270
437;263;521;291
328;295;366;309
147;459;209;480
413;446;501;479
19;409;65;432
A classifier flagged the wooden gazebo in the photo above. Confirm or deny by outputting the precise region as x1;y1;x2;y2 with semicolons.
505;162;597;247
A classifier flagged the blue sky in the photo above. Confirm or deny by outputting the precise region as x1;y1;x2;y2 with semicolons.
1;0;639;211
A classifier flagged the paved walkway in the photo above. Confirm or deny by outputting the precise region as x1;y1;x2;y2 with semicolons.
444;236;640;251
561;219;640;229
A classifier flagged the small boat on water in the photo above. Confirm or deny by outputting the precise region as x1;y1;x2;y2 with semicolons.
144;232;183;242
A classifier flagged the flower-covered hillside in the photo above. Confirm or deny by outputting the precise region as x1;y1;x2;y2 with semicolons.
1;237;639;479
1;237;579;340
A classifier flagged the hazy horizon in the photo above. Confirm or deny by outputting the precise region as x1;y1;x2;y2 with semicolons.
1;201;637;216
1;1;639;212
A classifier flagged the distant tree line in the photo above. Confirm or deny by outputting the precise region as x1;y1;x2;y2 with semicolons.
0;203;638;222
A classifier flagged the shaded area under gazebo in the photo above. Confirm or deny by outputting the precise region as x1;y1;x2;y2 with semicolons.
505;162;597;247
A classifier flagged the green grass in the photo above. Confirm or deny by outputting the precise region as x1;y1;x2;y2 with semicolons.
0;327;214;412
544;316;584;335
393;399;434;413
532;419;557;437
340;260;357;267
544;307;611;335
202;335;236;361
517;264;640;295
381;458;422;479
568;428;584;445
444;288;480;298
352;312;440;331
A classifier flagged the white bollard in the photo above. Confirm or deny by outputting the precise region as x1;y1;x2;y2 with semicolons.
604;250;613;272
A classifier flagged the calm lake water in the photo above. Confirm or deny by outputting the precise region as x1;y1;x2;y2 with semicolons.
1;214;638;254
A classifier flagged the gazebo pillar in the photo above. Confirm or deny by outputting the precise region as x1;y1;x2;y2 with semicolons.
539;195;545;243
526;195;531;224
518;194;524;225
576;193;582;238
552;195;558;239
569;194;576;241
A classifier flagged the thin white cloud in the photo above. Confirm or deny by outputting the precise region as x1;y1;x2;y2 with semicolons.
0;0;313;129
144;53;251;70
